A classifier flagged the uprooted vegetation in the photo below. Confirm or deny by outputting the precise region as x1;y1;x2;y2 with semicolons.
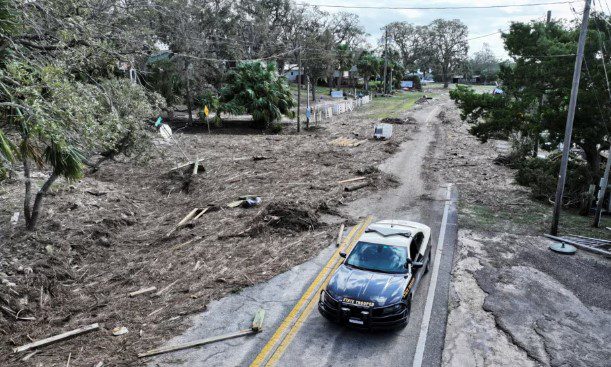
0;95;419;365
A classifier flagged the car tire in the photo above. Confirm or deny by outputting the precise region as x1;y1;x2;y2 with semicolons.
424;253;431;274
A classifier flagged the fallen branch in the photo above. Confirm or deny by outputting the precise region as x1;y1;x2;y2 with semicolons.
166;208;201;237
337;177;366;185
344;181;369;192
155;280;179;296
128;286;157;297
137;309;264;358
13;323;99;353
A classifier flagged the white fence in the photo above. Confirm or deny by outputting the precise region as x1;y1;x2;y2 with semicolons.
310;96;371;124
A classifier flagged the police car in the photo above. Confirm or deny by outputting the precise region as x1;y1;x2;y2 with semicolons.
318;220;431;329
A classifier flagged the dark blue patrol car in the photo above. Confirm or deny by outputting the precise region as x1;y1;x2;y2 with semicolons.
318;220;431;329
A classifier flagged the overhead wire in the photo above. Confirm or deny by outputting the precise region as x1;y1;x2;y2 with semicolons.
295;1;575;10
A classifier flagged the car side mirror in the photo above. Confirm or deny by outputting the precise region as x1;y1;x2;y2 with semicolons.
412;261;424;269
404;258;412;268
339;252;347;258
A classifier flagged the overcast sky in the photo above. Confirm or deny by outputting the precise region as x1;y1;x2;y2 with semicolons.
302;0;588;59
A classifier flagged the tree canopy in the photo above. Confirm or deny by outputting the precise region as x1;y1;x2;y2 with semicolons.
450;14;611;182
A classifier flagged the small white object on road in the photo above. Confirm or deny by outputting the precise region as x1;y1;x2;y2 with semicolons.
112;326;129;336
10;212;19;225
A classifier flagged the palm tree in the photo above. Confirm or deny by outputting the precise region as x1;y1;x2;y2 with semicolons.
356;52;382;92
219;62;295;129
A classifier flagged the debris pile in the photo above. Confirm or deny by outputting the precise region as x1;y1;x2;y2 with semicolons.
256;200;321;233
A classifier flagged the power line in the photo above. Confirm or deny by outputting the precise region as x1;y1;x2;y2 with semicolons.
296;0;574;10
468;30;504;41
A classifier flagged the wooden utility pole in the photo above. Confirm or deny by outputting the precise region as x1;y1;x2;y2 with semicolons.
534;10;552;158
297;44;302;133
186;63;194;125
550;0;592;235
382;26;389;94
306;75;311;129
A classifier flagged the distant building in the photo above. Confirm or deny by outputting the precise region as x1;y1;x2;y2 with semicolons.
283;64;303;82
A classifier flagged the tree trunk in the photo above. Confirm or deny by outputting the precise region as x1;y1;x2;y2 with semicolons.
364;77;370;91
22;155;32;224
443;66;449;88
26;172;59;231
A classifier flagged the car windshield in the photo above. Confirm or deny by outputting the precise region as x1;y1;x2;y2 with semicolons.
345;241;408;274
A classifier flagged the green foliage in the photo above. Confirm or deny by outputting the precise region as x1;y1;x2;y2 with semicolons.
218;62;295;128
516;153;592;208
449;85;515;141
356;52;383;90
404;75;422;91
144;60;183;106
450;17;611;183
195;90;219;111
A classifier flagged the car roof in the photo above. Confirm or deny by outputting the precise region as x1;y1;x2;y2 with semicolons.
356;220;431;248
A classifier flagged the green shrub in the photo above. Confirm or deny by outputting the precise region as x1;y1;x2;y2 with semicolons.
405;75;422;91
515;152;592;209
267;123;283;134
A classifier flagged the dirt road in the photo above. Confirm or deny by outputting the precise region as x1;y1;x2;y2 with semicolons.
146;98;459;366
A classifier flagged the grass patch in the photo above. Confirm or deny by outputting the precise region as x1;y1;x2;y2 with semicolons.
364;92;425;119
461;201;611;238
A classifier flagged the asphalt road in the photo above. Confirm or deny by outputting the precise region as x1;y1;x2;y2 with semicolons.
148;101;458;367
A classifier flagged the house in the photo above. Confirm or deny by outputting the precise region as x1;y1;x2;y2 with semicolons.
283;64;303;82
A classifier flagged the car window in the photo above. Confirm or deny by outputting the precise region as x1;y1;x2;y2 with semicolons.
345;241;408;274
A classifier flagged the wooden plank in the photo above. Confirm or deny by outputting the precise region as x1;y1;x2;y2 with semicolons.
337;177;366;185
192;207;210;220
169;159;200;172
544;234;611;257
336;224;345;247
251;309;265;332
137;329;254;358
155;280;179;296
129;286;157;297
13;323;99;353
344;181;369;192
569;234;611;244
166;208;200;237
192;159;200;175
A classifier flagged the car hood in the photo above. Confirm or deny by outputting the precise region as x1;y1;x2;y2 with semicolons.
326;264;408;307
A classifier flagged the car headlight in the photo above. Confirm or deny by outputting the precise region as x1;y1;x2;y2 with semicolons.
381;303;404;315
320;291;326;303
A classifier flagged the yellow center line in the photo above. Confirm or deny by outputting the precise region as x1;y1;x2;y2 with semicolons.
265;224;367;366
249;216;372;367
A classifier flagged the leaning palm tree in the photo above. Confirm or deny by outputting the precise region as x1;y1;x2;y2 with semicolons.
218;61;295;129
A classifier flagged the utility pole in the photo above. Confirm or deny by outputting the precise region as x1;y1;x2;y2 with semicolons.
306;75;311;129
534;10;552;158
297;43;302;133
382;26;389;94
550;0;592;236
186;62;194;125
594;138;611;227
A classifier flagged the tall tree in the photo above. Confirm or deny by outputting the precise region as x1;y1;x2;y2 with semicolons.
356;51;383;91
427;19;469;88
450;15;611;193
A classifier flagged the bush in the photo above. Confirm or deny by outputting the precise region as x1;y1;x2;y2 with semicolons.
515;152;592;209
405;75;422;91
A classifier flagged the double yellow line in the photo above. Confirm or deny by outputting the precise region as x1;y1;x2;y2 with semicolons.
249;216;373;367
